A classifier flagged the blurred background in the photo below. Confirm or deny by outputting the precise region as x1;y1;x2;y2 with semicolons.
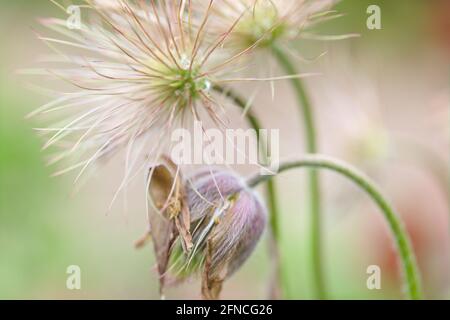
0;0;448;299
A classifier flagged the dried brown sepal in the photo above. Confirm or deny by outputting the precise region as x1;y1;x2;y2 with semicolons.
176;205;194;253
148;204;178;291
149;164;177;215
201;239;227;300
147;160;194;292
149;160;193;252
148;164;179;292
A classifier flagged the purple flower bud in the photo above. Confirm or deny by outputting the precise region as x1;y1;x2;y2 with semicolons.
186;170;267;299
145;163;267;299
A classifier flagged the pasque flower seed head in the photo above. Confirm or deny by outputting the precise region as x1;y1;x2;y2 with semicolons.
30;0;260;185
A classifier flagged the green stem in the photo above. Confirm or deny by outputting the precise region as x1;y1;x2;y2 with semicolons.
247;154;423;300
271;44;325;298
213;85;285;298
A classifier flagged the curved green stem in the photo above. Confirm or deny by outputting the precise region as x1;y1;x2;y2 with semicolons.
213;85;285;298
271;44;324;298
247;154;423;300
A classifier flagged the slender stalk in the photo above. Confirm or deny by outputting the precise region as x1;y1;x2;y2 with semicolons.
247;154;423;300
213;85;285;298
271;44;325;298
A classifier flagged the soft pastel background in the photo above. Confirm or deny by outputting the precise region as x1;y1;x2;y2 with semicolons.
0;0;448;299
